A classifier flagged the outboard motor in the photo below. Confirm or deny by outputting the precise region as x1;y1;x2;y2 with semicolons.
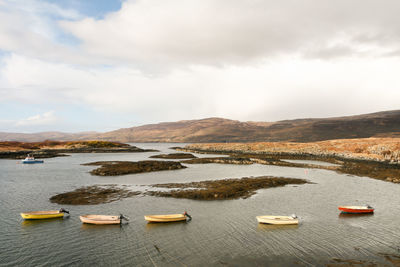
184;211;192;221
119;214;129;223
290;214;298;219
59;208;69;214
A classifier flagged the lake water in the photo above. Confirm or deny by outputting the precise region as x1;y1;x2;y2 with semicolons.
1;143;400;266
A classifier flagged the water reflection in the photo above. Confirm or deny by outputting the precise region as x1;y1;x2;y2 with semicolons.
80;223;124;231
256;224;299;232
145;221;189;232
21;217;65;227
338;213;374;219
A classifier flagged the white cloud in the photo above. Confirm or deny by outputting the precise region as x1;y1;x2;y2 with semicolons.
15;111;57;126
1;0;400;132
2;53;400;126
2;0;400;69
58;0;400;67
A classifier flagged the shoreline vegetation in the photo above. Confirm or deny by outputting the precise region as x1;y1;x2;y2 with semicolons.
0;141;157;159
82;160;187;176
49;176;308;204
177;138;400;183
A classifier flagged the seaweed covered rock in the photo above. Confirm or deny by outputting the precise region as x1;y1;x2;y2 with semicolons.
83;160;187;176
50;185;140;205
147;176;308;200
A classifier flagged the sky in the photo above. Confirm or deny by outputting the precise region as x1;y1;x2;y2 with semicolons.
1;0;400;133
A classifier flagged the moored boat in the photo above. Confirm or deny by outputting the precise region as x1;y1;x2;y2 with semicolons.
256;215;299;225
22;154;44;164
144;211;192;223
338;205;374;214
79;214;129;225
21;208;69;219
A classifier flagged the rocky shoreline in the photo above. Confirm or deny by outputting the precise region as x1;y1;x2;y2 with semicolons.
182;138;400;164
177;141;400;183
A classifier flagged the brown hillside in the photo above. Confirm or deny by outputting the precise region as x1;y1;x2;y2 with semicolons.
91;110;400;143
1;110;400;143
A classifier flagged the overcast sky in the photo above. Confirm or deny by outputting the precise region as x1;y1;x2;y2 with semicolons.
1;0;400;133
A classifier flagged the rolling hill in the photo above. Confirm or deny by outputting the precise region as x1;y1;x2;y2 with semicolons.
1;110;400;143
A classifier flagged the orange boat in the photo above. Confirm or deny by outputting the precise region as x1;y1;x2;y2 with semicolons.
338;205;374;214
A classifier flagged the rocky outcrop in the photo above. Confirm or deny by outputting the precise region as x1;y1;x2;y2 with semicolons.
83;160;187;176
147;176;309;200
50;185;140;205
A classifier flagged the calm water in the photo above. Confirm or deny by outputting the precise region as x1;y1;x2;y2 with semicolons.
1;143;400;266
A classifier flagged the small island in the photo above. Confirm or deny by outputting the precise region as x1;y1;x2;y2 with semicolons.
149;153;197;159
147;176;309;200
82;160;187;176
50;185;140;205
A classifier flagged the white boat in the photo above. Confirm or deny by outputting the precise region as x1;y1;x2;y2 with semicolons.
256;215;299;225
80;214;129;225
22;154;44;164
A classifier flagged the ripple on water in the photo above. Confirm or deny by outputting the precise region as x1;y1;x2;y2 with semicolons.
1;144;400;266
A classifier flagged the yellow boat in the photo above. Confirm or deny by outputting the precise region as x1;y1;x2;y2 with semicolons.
20;208;69;220
144;211;192;223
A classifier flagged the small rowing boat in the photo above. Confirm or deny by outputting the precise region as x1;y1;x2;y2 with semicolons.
22;154;44;164
338;205;374;214
21;208;69;219
79;214;129;225
256;215;299;225
144;211;192;223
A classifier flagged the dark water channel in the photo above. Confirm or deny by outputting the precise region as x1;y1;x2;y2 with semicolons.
1;143;400;266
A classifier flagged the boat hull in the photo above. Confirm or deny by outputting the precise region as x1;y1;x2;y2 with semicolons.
338;206;374;214
256;216;299;225
22;160;44;164
80;215;121;225
21;210;65;220
144;214;187;223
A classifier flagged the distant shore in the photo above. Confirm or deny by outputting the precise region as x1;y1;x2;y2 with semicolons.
178;138;400;183
0;141;157;159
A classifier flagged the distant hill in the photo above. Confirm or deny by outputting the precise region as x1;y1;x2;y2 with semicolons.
0;131;96;142
2;110;400;143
